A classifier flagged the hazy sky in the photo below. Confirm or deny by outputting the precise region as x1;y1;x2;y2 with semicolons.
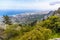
0;0;60;10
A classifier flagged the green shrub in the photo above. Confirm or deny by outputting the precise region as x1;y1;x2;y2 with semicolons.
19;27;52;40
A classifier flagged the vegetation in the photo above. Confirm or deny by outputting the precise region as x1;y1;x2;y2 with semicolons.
39;15;60;33
3;15;12;25
3;15;60;40
0;8;60;40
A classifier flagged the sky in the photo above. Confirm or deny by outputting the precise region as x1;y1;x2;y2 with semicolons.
0;0;60;10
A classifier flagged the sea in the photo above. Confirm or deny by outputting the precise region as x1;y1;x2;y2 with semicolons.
0;9;40;16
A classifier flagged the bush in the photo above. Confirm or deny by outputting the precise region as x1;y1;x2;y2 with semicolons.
4;24;20;40
19;27;52;40
39;16;60;33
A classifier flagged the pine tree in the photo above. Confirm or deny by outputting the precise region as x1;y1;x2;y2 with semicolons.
3;15;12;25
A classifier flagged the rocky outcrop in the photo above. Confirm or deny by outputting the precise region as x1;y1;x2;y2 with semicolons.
49;38;60;40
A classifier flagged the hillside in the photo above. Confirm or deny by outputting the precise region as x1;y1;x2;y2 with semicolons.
10;11;53;24
0;8;60;40
0;11;53;26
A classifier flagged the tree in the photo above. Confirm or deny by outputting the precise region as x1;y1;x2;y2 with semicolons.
3;15;12;25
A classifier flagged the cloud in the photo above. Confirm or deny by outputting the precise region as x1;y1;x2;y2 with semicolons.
50;1;60;5
0;0;60;10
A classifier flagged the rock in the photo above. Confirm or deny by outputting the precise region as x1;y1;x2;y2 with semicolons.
49;38;60;40
54;38;60;40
